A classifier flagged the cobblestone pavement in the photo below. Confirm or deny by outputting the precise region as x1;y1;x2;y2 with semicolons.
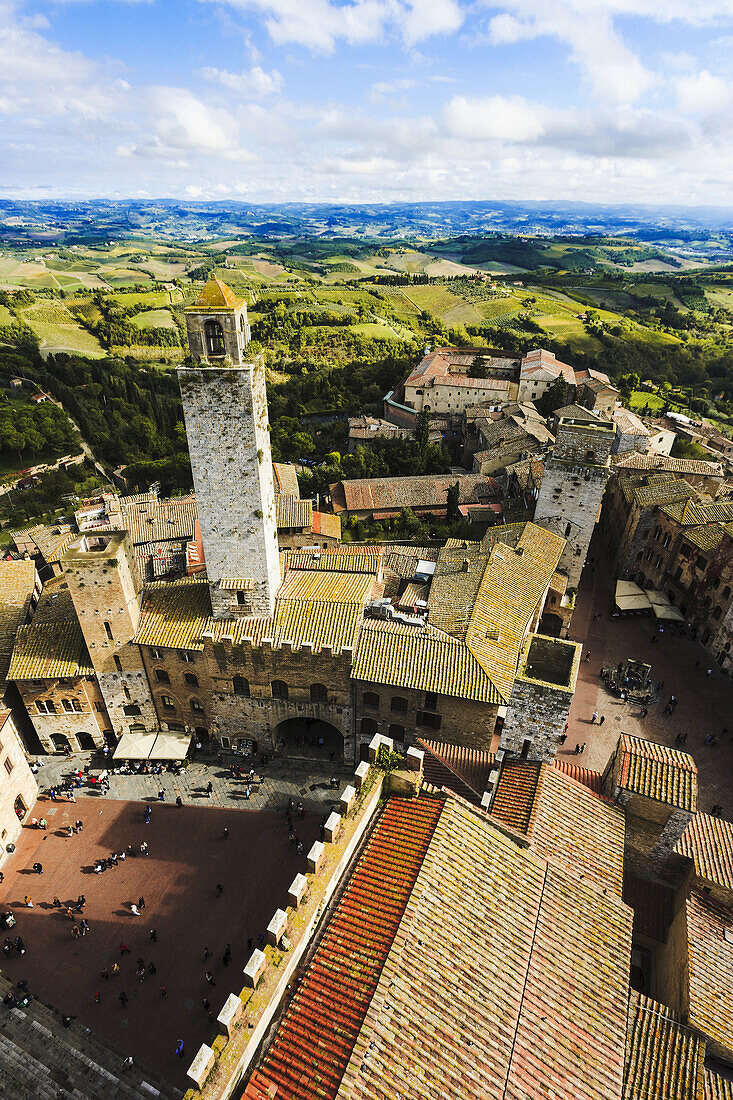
31;750;355;815
566;528;733;816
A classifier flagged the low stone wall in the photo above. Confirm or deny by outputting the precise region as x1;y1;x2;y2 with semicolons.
183;748;387;1100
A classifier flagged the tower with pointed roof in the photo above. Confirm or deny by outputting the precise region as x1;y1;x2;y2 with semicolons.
180;277;279;618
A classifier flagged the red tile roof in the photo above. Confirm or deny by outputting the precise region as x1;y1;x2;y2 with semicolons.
491;760;542;832
244;797;444;1100
417;738;495;804
554;759;603;794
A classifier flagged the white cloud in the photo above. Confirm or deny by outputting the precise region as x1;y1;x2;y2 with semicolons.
444;94;546;141
198;65;284;97
676;69;731;113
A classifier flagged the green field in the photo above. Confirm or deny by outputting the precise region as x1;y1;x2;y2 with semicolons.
20;302;105;357
131;308;177;330
0;304;15;326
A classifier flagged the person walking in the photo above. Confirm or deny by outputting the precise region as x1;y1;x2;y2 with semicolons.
130;904;140;917
150;929;157;942
203;947;212;961
138;896;146;910
101;967;109;981
23;896;33;908
591;712;597;724
52;896;62;909
206;781;213;797
223;826;229;839
175;1039;184;1058
205;971;216;986
223;944;231;967
160;986;167;998
215;883;223;897
111;963;120;976
119;992;128;1008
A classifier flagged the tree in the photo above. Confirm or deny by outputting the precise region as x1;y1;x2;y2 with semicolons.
537;376;569;417
446;481;460;522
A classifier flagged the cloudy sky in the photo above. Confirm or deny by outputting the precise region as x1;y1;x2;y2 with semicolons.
3;0;733;204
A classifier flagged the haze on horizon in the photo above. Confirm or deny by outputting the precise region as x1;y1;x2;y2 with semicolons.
3;0;733;208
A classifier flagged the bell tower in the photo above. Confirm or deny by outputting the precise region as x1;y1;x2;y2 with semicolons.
180;277;279;618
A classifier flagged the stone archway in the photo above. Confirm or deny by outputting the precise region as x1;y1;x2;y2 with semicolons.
274;717;344;762
539;612;563;638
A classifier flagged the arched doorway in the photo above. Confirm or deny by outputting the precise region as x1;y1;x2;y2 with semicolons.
51;733;71;753
77;732;96;751
539;612;563;638
275;717;344;761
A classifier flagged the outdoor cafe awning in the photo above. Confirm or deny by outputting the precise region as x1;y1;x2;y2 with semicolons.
646;589;686;622
114;730;158;760
149;731;192;760
614;580;652;613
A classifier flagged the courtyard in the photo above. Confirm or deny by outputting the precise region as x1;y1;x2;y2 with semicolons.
0;794;321;1090
564;528;733;816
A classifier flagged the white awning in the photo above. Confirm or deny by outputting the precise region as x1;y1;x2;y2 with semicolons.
646;589;686;622
148;731;192;760
114;731;158;759
614;580;652;612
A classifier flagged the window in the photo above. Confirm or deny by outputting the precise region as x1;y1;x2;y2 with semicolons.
204;319;225;356
233;676;250;697
236;591;248;607
160;695;175;711
46;700;56;714
155;669;170;684
123;704;141;717
310;683;328;703
424;691;438;711
184;673;199;688
388;724;405;742
190;698;204;713
417;711;441;730
149;648;162;660
271;680;288;700
179;651;195;663
361;717;378;738
390;696;408;714
62;699;74;713
363;691;379;708
36;701;49;715
104;621;113;641
123;684;131;701
4;758;13;776
564;522;572;537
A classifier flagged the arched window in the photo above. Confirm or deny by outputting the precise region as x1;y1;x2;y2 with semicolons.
113;655;123;673
204;319;225;356
184;673;199;688
388;724;405;742
233;675;250;696
390;696;408;714
363;691;379;708
714;606;723;620
584;450;595;463
155;669;170;684
310;683;327;703
271;680;288;700
104;621;113;641
160;695;175;711
190;698;204;713
361;717;378;738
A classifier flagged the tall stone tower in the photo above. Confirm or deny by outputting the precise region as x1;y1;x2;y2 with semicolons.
180;277;279;618
63;531;158;737
533;416;614;590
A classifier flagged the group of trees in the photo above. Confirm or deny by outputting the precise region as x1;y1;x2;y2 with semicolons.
0;397;78;461
77;294;181;349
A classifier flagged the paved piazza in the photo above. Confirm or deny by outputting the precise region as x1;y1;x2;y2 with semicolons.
0;759;336;1089
565;531;733;816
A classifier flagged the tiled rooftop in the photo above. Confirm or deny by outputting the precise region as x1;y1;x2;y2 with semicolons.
330;474;500;515
491;760;542;832
189;275;243;310
613;452;724;477
272;462;300;496
611;734;698;812
705;1069;733;1100
276;494;313;529
0;559;37;682
677;813;733;894
553;759;603;794
622;992;705;1100
662;499;733;527
685;888;733;1057
416;738;495;804
8;578;92;680
244;797;444;1100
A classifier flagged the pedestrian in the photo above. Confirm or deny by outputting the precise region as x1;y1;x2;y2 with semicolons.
161;986;167;998
707;668;713;676
130;904;140;917
216;883;223;897
119;992;128;1008
203;946;212;960
95;992;100;1004
585;651;591;662
591;712;597;724
223;944;231;967
112;963;120;976
53;896;62;909
599;715;605;725
202;997;210;1011
223;826;229;839
175;1039;184;1058
150;929;157;942
205;971;215;986
581;742;587;753
119;942;130;955
23;896;33;908
72;926;80;940
175;796;183;808
81;920;89;936
206;781;213;796
140;841;148;855
123;1055;133;1068
158;789;164;802
574;744;580;755
296;840;303;855
148;962;156;975
33;862;43;874
101;967;109;981
75;820;83;833
138;896;146;910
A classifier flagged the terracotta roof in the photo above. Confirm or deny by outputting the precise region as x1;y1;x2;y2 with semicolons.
554;403;600;421
623;873;675;943
505;456;545;490
285;548;382;574
338;794;632;1100
352;619;501;703
623;992;705;1100
676;813;733;894
244;797;444;1100
272;462;300;496
684;523;732;553
330;474;499;514
382;545;438;578
613;453;724;477
135;578;212;651
705;1069;733;1100
611;734;698;812
662;499;733;527
491;760;542;831
626;477;698;510
0;560;38;682
396;581;428;610
311;511;341;539
275;494;313;530
614;409;651;437
416;738;495;804
190;276;243;310
13;523;76;564
684;888;733;1056
122;496;197;546
553;759;603;794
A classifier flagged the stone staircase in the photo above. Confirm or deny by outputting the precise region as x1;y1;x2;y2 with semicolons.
0;975;181;1100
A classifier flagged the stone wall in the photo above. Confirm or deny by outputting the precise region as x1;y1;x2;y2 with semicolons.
178;360;280;618
0;711;38;862
534;461;610;588
499;677;572;762
18;675;109;753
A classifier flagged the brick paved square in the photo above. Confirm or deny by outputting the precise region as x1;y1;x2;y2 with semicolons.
0;796;320;1089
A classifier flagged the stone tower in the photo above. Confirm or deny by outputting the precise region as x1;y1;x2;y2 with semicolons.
63;531;158;738
533;416;614;590
180;277;279;618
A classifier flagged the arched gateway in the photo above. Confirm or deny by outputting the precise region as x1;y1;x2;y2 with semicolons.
274;717;344;761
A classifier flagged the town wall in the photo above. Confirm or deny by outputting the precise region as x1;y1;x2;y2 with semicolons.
0;711;38;862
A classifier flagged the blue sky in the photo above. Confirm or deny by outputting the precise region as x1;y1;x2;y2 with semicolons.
3;0;733;204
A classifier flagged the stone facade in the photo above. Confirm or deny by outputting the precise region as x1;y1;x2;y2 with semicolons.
499;634;580;762
533;418;614;589
178;359;280;618
63;532;158;740
16;675;109;754
0;711;38;863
